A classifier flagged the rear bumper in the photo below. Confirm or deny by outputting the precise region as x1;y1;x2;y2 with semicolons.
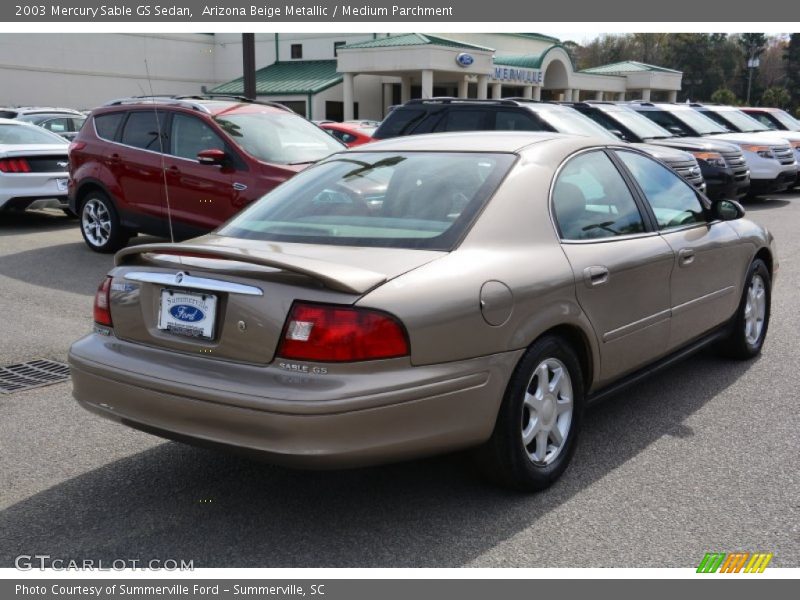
69;333;521;468
0;172;69;210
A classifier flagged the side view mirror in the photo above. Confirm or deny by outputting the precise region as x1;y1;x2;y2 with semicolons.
713;198;745;221
197;148;227;166
608;129;627;141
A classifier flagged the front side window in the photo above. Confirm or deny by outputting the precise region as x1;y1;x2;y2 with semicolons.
434;109;489;132
40;118;70;133
552;151;645;240
170;113;227;160
120;110;168;151
495;110;540;131
219;152;516;250
616;150;706;230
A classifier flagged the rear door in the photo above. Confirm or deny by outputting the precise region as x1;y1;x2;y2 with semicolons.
553;150;675;384
614;150;745;349
116;109;169;227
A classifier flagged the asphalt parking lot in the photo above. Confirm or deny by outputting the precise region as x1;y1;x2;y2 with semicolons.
0;196;798;568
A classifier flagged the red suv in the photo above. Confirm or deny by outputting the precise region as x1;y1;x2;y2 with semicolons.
68;96;344;252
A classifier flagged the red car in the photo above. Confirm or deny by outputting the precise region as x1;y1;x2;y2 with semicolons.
68;96;344;252
320;122;376;147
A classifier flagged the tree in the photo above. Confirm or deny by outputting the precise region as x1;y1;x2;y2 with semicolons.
711;88;739;105
738;33;768;103
761;86;791;108
785;34;800;112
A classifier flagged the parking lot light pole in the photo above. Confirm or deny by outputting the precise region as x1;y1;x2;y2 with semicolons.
242;33;256;100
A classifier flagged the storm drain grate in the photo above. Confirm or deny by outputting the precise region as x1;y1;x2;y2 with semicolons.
0;359;70;394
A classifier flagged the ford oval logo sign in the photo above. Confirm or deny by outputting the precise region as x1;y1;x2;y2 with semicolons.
456;53;474;67
169;304;205;322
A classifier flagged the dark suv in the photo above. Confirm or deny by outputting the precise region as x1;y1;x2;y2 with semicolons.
563;101;749;200
372;99;707;192
68;96;344;252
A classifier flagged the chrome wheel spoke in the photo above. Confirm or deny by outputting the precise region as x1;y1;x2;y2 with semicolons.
522;357;574;466
744;274;767;346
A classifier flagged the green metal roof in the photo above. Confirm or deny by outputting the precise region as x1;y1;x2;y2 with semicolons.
499;33;562;44
581;61;682;75
340;33;493;52
210;60;342;96
493;44;573;70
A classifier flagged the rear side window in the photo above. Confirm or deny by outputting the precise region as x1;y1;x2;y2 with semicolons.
434;109;488;132
553;151;645;240
494;110;540;131
120;111;168;151
372;108;426;139
219;151;516;250
93;112;125;141
615;150;706;230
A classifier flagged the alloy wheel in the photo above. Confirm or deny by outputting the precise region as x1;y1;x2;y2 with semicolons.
522;358;574;465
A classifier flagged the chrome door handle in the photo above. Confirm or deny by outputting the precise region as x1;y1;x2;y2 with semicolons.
584;266;609;288
232;182;248;191
678;248;695;266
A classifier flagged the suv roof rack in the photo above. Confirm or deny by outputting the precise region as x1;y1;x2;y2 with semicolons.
103;95;292;114
403;97;525;107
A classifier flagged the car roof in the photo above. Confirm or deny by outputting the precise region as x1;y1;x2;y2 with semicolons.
351;131;583;153
97;96;292;117
0;117;33;125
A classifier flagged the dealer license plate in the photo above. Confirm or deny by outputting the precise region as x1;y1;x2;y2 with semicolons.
157;289;217;339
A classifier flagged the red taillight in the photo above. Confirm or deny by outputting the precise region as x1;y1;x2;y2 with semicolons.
68;141;86;154
93;276;113;327
0;158;31;173
277;302;409;362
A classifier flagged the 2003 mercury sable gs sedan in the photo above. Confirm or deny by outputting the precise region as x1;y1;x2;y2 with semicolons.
69;132;776;491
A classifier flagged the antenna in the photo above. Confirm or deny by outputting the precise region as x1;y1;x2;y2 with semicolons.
144;59;176;245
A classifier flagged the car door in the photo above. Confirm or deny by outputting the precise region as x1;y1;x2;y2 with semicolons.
614;150;745;349
163;112;235;230
552;150;675;384
116;109;169;228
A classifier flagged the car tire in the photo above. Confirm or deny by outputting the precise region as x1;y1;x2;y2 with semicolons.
718;258;771;360
475;335;585;492
79;191;131;253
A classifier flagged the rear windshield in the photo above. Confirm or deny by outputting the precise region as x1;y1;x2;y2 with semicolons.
219;151;516;250
212;111;343;164
0;124;67;145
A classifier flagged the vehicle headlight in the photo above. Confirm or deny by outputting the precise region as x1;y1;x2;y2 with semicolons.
740;144;774;159
692;151;726;168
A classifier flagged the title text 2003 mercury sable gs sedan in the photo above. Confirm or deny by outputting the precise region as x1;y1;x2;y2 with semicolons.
69;132;776;491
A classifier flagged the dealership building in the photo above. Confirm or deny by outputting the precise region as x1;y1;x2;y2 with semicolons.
0;32;684;121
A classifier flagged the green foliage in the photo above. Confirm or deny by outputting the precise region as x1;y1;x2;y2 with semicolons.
711;88;739;105
785;34;800;112
760;86;791;108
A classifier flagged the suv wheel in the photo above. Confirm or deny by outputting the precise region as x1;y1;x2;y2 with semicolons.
80;191;131;253
718;258;771;359
475;335;585;491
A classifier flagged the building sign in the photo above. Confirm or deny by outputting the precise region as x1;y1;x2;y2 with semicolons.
456;53;475;67
491;66;544;86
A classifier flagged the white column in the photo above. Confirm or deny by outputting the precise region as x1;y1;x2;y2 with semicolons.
477;75;488;100
562;89;572;102
421;69;434;99
491;83;503;99
595;90;604;101
458;77;469;98
616;92;626;101
342;73;354;121
532;86;542;101
667;90;678;103
400;76;411;104
572;89;581;102
641;89;651;101
523;85;533;100
383;82;394;116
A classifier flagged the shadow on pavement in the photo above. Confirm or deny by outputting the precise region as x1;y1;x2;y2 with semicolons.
0;349;755;567
0;238;167;296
